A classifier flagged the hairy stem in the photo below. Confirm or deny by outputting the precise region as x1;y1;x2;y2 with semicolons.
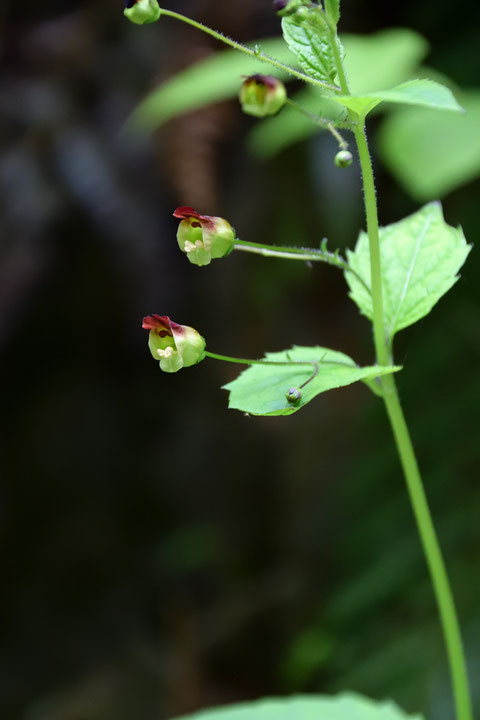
327;21;473;720
156;8;340;94
234;239;370;293
356;124;473;720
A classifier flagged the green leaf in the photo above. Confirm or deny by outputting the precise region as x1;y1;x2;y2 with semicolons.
324;0;340;27
128;38;295;131
378;90;480;200
171;692;424;720
281;14;338;85
248;29;429;159
223;346;399;417
333;79;464;118
346;202;471;343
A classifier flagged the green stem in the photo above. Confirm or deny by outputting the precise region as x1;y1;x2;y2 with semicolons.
156;8;340;94
354;93;473;720
329;26;473;720
204;350;313;367
234;239;371;294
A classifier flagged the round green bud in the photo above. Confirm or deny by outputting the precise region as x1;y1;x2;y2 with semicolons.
239;75;287;118
124;0;161;25
334;150;353;168
286;387;302;405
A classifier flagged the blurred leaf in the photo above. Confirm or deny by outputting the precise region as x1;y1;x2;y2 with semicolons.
281;15;337;84
346;202;471;343
248;29;429;158
171;693;424;720
223;346;399;417
128;38;295;130
344;30;428;94
378;90;480;200
333;79;464;118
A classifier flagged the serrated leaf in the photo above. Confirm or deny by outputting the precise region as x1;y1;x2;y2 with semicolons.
332;79;464;119
171;692;424;720
325;0;340;26
281;15;338;85
223;346;399;417
378;90;480;200
346;203;471;343
127;38;295;131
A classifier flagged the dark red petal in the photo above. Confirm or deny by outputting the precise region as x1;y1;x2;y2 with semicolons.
173;206;202;220
142;314;171;331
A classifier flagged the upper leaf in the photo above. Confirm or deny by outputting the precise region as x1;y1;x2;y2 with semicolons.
346;203;471;343
281;13;338;85
171;692;424;720
324;0;340;27
332;79;464;119
223;346;399;417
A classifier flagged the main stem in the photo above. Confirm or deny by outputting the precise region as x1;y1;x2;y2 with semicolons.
329;27;473;720
355;119;473;720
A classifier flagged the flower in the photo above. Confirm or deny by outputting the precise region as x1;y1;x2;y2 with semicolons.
142;315;206;372
174;207;235;266
124;0;161;25
239;75;287;118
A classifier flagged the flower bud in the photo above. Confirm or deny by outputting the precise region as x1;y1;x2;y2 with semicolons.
274;0;304;16
142;315;206;372
124;0;161;25
286;387;302;405
174;207;235;267
334;150;353;168
239;75;287;118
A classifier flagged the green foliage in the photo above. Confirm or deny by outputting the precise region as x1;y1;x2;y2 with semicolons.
171;693;424;720
248;29;428;158
378;90;480;200
281;13;338;84
128;38;294;130
223;346;399;417
333;79;464;119
346;203;471;344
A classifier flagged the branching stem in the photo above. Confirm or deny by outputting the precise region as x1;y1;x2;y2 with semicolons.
234;238;370;293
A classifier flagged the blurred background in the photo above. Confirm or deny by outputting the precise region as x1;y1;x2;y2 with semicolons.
0;1;479;719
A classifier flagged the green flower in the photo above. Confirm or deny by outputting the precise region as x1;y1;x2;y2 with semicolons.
142;315;206;372
174;207;236;267
239;75;287;118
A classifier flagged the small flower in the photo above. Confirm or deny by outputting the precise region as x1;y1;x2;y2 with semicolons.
124;0;161;25
174;207;235;267
239;75;287;118
142;315;206;372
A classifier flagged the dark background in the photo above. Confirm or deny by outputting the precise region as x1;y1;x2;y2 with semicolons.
0;1;479;719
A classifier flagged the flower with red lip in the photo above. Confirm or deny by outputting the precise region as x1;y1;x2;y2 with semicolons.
124;0;161;25
239;75;287;118
142;315;206;372
174;207;235;267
